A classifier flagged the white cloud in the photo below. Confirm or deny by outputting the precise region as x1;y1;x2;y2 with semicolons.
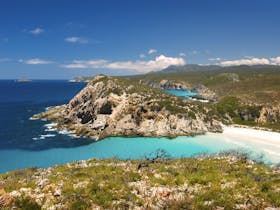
29;28;44;35
179;52;186;57
270;57;280;65
139;53;146;58
220;57;270;66
63;54;186;72
65;37;88;44
21;58;53;65
148;49;157;54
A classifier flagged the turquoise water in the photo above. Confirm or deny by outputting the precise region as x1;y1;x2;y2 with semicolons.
164;89;197;97
2;131;279;173
0;135;239;173
0;81;279;174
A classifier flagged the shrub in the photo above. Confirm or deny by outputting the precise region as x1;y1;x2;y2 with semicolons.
14;197;41;210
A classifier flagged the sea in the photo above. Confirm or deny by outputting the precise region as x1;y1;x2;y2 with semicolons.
0;80;279;173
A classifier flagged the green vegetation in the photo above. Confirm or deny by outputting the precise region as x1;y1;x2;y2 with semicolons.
126;65;280;105
214;96;280;130
14;197;41;210
1;154;280;209
123;65;280;131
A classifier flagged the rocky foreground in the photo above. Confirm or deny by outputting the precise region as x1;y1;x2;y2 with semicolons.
33;75;222;140
1;153;280;209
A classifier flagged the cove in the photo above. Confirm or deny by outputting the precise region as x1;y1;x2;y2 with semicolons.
1;129;280;173
0;80;279;174
164;89;197;98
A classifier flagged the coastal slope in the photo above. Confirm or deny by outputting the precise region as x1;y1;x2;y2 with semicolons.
1;155;280;209
33;75;222;140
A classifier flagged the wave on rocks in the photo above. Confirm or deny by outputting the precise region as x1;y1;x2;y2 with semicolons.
32;134;56;141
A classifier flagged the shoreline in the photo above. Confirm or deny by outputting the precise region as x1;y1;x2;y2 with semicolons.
1;124;280;174
210;125;280;164
230;123;279;132
221;125;280;144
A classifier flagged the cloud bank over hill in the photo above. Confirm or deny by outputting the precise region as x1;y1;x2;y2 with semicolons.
62;54;186;72
219;57;280;66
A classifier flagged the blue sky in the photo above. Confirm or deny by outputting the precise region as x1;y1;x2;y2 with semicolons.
1;0;280;79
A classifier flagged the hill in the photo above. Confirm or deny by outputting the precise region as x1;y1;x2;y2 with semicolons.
126;65;280;130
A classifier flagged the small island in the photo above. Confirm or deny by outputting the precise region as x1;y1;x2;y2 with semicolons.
15;78;32;82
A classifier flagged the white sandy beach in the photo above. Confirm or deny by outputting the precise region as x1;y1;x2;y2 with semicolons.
209;126;280;164
222;126;280;147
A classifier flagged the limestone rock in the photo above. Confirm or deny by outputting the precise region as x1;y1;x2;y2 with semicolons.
191;84;218;102
34;75;223;140
145;79;191;90
0;189;13;208
257;104;280;123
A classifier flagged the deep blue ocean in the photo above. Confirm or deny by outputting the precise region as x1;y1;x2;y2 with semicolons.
0;80;279;173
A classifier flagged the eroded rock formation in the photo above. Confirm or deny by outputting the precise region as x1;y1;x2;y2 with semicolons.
33;75;222;140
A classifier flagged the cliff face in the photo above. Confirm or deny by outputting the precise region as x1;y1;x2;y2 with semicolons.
144;79;191;90
143;80;218;101
191;84;218;102
257;104;280;124
34;75;222;140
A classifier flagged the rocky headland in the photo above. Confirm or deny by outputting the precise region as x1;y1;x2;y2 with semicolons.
33;75;222;140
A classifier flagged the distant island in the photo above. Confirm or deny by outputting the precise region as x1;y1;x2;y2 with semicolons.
15;78;32;82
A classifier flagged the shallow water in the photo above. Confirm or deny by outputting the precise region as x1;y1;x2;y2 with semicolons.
164;89;197;98
0;80;279;173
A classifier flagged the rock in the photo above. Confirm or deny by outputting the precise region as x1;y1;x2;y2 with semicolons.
144;79;191;90
54;188;61;197
76;160;88;168
158;79;190;90
33;75;223;140
257;104;280;123
0;189;14;208
191;84;218;102
37;178;50;188
73;181;89;189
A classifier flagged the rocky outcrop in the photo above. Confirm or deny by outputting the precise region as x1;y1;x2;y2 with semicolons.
158;79;190;90
0;189;13;208
191;84;218;102
257;104;280;124
144;79;191;90
143;80;218;102
33;75;222;140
